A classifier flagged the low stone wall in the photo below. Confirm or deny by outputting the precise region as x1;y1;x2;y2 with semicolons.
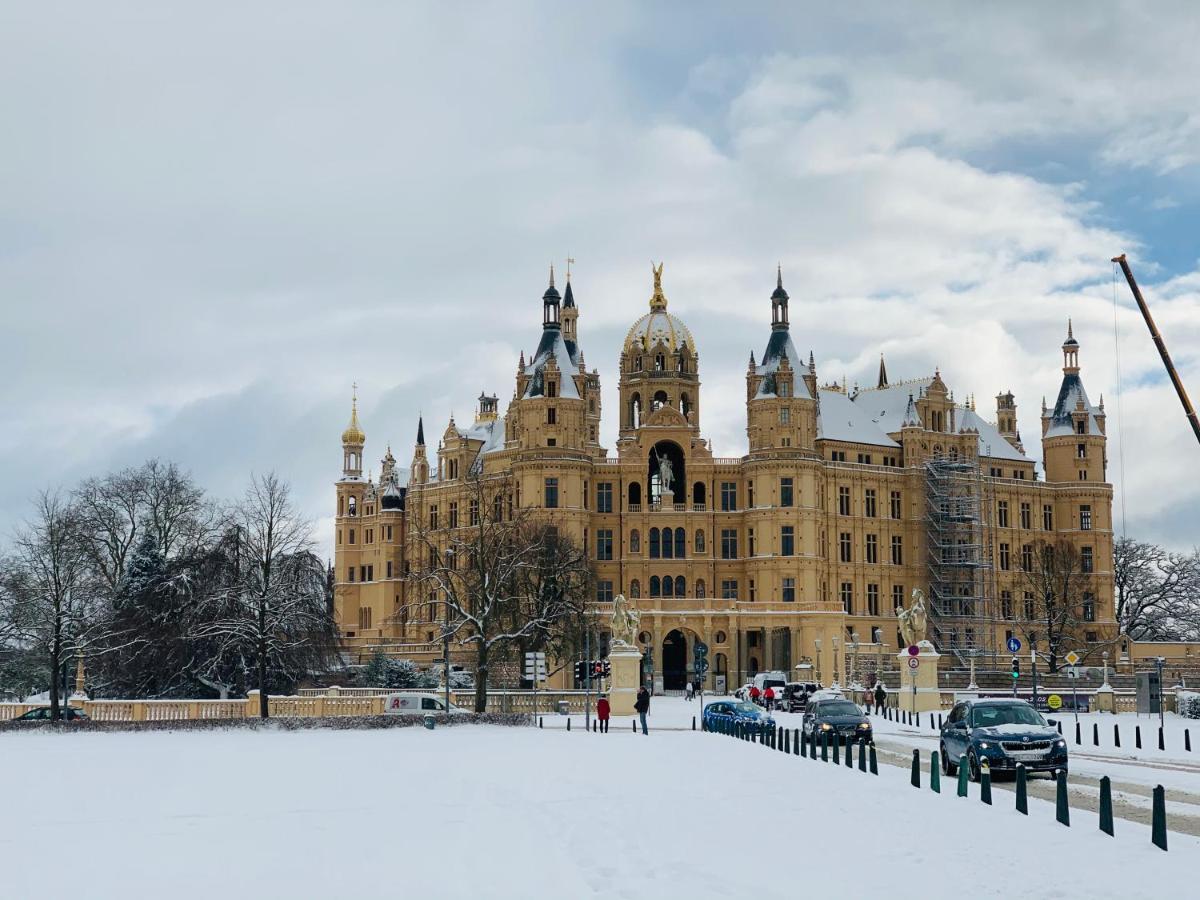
0;711;529;735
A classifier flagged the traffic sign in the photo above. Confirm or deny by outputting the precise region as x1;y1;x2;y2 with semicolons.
1006;637;1022;653
695;659;710;675
907;657;920;670
694;641;709;660
1047;694;1062;710
907;645;920;657
1065;666;1080;680
1065;651;1080;666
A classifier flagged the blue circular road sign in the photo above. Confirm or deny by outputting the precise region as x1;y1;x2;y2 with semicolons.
1007;637;1022;653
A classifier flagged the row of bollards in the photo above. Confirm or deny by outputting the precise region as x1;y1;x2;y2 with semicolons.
907;747;1169;851
708;715;878;775
1062;719;1190;755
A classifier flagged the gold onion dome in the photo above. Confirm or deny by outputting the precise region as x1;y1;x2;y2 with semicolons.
342;389;365;444
623;261;695;354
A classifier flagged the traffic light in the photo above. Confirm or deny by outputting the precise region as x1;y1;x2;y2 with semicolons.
593;661;604;679
1011;656;1020;679
602;659;611;678
574;661;587;682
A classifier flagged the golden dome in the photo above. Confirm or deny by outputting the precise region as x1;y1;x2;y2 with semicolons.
342;388;365;445
622;262;695;355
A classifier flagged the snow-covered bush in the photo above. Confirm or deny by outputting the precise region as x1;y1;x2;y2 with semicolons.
1176;690;1200;719
361;652;436;689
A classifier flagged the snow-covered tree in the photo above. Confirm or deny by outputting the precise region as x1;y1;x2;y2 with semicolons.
362;652;432;689
1016;539;1102;672
1114;537;1200;640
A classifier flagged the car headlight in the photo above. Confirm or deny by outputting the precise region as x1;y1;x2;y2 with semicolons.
821;723;832;731
1056;740;1066;748
858;723;871;729
979;742;990;749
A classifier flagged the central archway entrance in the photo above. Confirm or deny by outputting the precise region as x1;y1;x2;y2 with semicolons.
662;629;688;691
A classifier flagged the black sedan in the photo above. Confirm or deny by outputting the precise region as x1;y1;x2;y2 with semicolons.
802;697;872;744
10;707;90;722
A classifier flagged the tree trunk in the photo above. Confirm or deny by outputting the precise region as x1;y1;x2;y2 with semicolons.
474;643;489;713
49;637;61;721
258;598;269;719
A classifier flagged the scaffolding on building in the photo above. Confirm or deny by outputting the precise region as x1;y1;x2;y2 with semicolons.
924;457;998;667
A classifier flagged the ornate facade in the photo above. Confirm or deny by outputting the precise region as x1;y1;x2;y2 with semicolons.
333;266;1116;689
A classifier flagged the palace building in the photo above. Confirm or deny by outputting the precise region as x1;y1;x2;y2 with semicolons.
332;265;1116;690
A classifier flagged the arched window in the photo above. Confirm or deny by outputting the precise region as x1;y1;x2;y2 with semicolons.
694;529;705;553
630;579;641;599
649;576;661;598
629;393;641;428
674;576;686;597
338;496;344;516
949;446;959;461
680;393;691;418
629;482;642;507
661;529;673;559
493;493;504;522
630;529;641;553
655;353;665;371
696;578;706;599
649;528;660;559
674;527;686;558
634;356;642;372
693;482;706;506
348;496;358;517
661;576;674;598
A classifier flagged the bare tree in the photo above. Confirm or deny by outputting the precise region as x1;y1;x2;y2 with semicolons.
1114;537;1200;640
191;474;339;717
411;473;592;712
0;491;98;718
1016;539;1098;672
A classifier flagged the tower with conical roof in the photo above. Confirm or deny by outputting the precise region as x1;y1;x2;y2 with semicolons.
1041;320;1107;484
410;416;429;485
341;386;365;480
746;267;816;452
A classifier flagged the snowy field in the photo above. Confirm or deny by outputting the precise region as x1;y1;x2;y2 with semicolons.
2;721;1196;899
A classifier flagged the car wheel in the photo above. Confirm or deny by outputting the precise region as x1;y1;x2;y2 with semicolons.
940;744;955;775
967;750;980;783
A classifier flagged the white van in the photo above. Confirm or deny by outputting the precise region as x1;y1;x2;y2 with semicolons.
752;671;788;707
383;693;470;716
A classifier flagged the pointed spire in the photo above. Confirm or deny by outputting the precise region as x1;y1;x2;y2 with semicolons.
562;278;575;308
548;263;555;290
902;393;920;428
416;416;425;446
749;350;757;368
341;383;365;445
808;350;815;371
877;353;889;389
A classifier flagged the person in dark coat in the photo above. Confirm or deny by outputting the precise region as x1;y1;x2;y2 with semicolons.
873;681;887;715
597;695;611;733
634;685;650;734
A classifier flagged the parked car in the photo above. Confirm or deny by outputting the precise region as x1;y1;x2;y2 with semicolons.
383;693;470;716
703;699;776;735
752;672;788;708
733;682;755;701
783;682;820;713
939;698;1067;782
802;696;872;744
10;707;90;722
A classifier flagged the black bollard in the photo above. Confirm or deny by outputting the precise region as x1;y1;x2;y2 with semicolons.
1055;770;1070;826
794;728;800;756
1099;776;1114;836
1136;725;1142;749
910;749;921;788
833;734;841;765
821;732;829;762
1186;729;1192;753
801;729;808;758
930;751;940;792
845;737;853;768
1114;723;1120;748
869;742;879;775
938;713;944;729
539;717;544;729
1015;764;1028;815
980;761;992;805
1159;727;1165;751
1075;721;1081;745
692;716;696;731
567;718;571;731
632;720;636;733
1057;720;1063;734
594;720;598;732
1093;722;1099;746
1151;785;1168;851
859;739;867;772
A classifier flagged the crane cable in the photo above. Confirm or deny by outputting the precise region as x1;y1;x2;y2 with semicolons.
1111;261;1129;540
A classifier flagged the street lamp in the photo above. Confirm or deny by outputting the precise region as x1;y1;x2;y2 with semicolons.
831;636;840;689
814;639;822;686
1101;650;1110;688
850;632;861;692
443;547;454;717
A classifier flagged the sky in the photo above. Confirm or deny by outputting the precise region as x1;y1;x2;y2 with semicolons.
3;1;1200;558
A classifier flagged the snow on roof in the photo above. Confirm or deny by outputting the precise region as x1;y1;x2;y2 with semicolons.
461;415;507;474
754;330;813;399
959;407;1028;462
523;328;581;400
1044;372;1101;439
817;389;900;447
856;378;933;433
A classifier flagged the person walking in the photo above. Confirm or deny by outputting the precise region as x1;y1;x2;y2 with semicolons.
597;695;611;733
873;681;887;715
685;681;694;701
749;684;761;707
763;685;775;711
635;685;650;735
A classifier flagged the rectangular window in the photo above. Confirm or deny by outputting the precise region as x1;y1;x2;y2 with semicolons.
999;542;1010;571
780;407;790;424
997;500;1009;528
721;579;739;600
857;453;872;465
348;567;355;582
748;528;756;556
597;482;613;513
841;582;853;615
839;532;852;563
781;526;795;557
544;478;559;509
1020;502;1031;530
1023;592;1035;620
1082;593;1096;622
1081;546;1094;573
720;482;737;511
782;577;796;602
1077;443;1086;459
749;579;757;602
892;584;904;611
1001;591;1013;619
890;490;902;520
547;407;556;425
386;561;393;579
1021;544;1033;572
429;506;438;529
866;534;878;564
348;528;356;545
596;529;613;561
596;580;614;603
1043;504;1053;531
891;535;903;566
469;500;479;527
830;450;846;462
1080;505;1092;530
838;486;851;516
867;583;879;616
546;380;557;398
865;489;877;518
449;502;458;529
1086;631;1098;644
780;477;794;508
721;528;738;559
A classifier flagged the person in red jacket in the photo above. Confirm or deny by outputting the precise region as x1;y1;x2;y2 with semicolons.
597;695;611;733
763;686;776;710
749;685;761;706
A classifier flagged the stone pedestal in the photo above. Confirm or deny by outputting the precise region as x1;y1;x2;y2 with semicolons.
1094;684;1115;713
608;642;644;716
898;642;941;714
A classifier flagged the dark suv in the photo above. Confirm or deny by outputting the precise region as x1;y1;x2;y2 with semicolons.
940;698;1067;781
784;682;819;713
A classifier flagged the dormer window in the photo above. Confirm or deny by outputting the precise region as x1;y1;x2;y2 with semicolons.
655;354;665;371
1076;420;1086;435
779;382;790;398
546;379;557;398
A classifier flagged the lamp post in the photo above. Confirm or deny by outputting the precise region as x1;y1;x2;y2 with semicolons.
443;547;454;717
831;636;840;689
814;639;822;686
850;632;861;694
1101;650;1110;688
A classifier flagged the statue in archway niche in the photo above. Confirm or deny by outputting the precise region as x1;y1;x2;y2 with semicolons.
610;594;641;647
652;449;674;496
896;588;929;647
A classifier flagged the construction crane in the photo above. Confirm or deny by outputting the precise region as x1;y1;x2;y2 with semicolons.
1112;253;1200;447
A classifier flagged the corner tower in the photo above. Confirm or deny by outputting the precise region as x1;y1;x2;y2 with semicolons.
746;267;816;452
1041;321;1107;483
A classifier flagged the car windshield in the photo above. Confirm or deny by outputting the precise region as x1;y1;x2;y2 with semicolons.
971;704;1044;727
762;680;785;689
731;702;761;715
817;701;860;716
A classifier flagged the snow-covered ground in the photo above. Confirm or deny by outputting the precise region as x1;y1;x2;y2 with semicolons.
2;720;1195;899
